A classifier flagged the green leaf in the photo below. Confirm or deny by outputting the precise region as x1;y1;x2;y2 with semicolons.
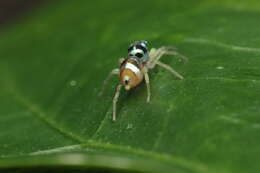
1;0;260;172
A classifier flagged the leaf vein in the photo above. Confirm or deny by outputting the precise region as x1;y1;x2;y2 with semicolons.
10;92;210;173
184;38;260;53
91;107;111;139
187;76;260;83
11;92;86;144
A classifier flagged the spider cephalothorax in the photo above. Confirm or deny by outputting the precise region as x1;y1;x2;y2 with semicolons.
128;40;149;63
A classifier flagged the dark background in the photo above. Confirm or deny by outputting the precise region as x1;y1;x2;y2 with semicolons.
0;0;50;26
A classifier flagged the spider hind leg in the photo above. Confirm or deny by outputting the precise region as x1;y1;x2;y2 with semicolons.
99;68;119;96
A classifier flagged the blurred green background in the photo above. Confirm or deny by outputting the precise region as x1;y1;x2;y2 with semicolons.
0;0;260;173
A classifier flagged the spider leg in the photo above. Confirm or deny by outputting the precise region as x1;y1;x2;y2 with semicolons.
143;67;151;103
148;47;188;69
161;50;188;61
113;84;122;121
156;61;184;79
118;58;125;64
159;46;177;50
99;68;119;96
158;46;187;61
147;48;165;68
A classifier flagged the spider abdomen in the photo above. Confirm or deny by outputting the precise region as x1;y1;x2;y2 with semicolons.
120;59;143;90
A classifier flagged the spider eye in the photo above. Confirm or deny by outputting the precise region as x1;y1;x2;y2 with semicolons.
135;53;143;58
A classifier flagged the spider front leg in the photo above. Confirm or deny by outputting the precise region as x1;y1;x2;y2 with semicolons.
113;84;122;121
143;66;151;103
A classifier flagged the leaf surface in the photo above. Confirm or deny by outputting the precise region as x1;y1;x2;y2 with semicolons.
1;0;260;172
